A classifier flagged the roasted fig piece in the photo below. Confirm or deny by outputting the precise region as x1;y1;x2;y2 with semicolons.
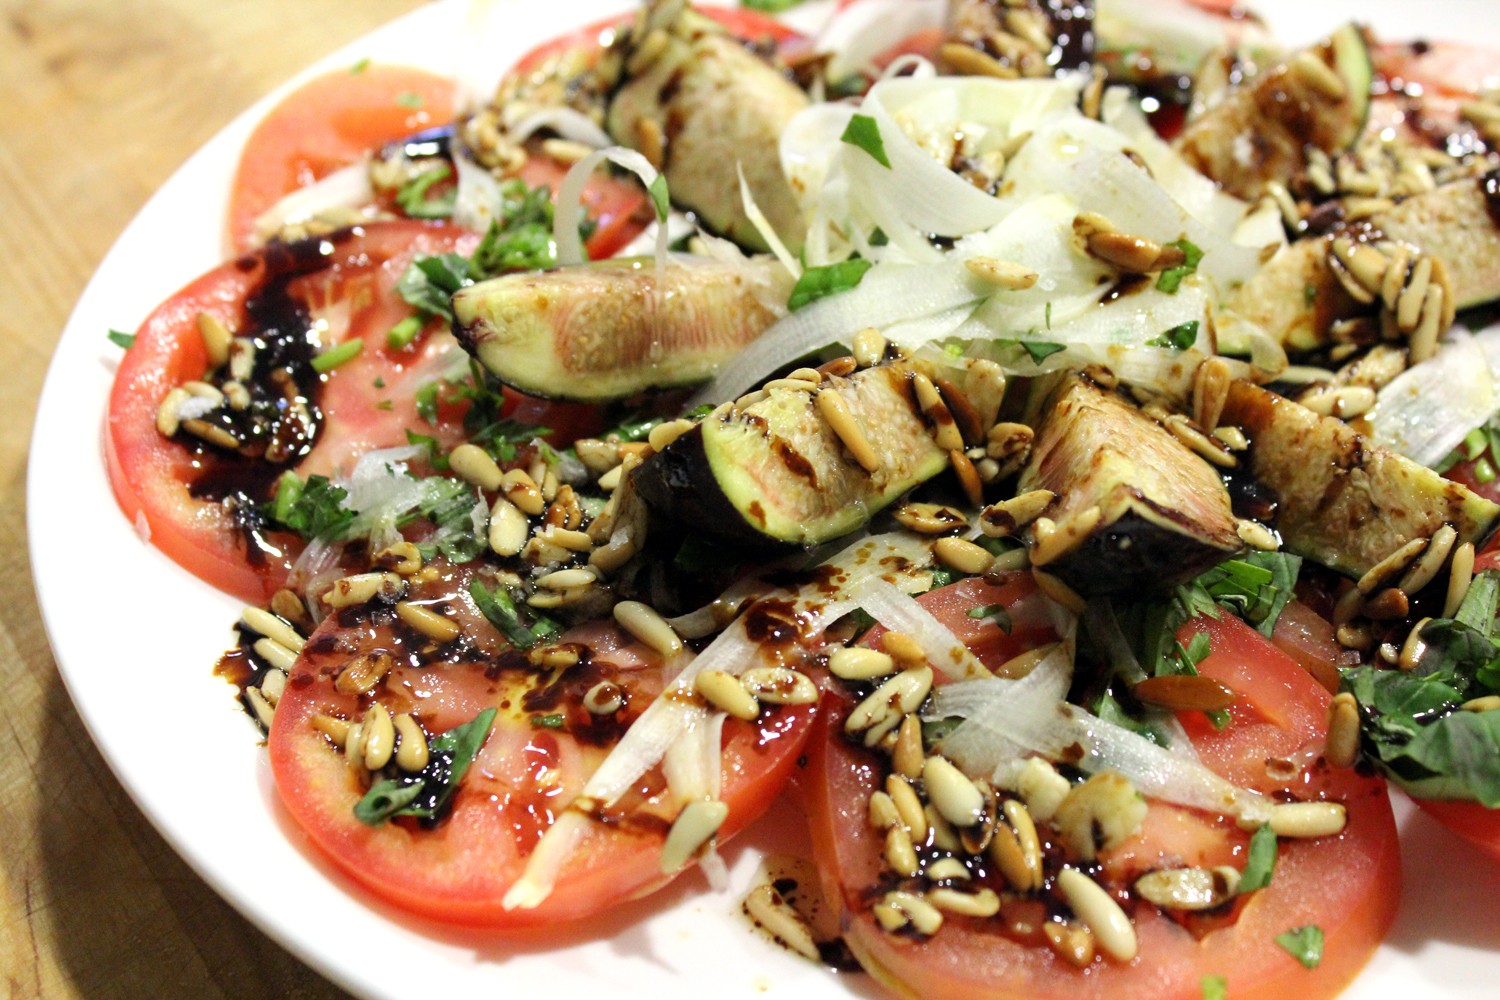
606;0;809;252
1221;380;1499;580
1174;24;1370;201
451;257;788;402
633;360;950;546
1018;375;1242;596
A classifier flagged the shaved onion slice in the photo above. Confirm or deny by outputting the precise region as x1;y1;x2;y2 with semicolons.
508;107;613;150
927;679;1270;821
252;162;373;243
851;577;991;680
1369;328;1500;467
813;0;946;81
554;146;668;268
451;150;503;232
505;532;934;910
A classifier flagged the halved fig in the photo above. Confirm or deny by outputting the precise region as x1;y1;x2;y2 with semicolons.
451;257;788;402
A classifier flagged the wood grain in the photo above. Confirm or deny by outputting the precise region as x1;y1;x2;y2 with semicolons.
0;2;428;996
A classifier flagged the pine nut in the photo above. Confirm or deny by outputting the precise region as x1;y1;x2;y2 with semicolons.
1326;692;1360;769
924;755;986;827
252;637;297;673
964;255;1038;289
196;312;232;367
1134;866;1240;911
1235;519;1280;551
646;418;696;452
1358;537;1428;594
884;824;920;878
925;857;970;882
1043;920;1095;967
935;536;995;576
448;443;503;491
323;572;403;609
1002;799;1043;890
874;891;943;936
344;720;367;767
892;714;925;781
1290;50;1347;100
880;634;927;671
1133;674;1235;712
868;790;901;831
393;713;428;771
989;817;1035;892
395;601;461;642
1268;801;1347;838
245;687;275;729
980;489;1054;537
335;652;393;696
614;600;683;657
1192;357;1233;431
1461;695;1500;712
925;804;961;852
1398;617;1430;671
596;464;625;492
312;714;351;744
1057;867;1136;962
488;496;529;557
660;799;729;873
1031;568;1086;614
241;606;305;653
740;666;818;705
697;669;761;720
1013;756;1071;823
951;448;984;507
913;372;965;451
1445;542;1476;617
928;887;1001;917
845;667;933;744
816;387;880;473
828;646;897;681
744;884;820;962
886;774;929;842
536;567;599;591
1031;506;1101;566
894;502;968;535
852;327;888;368
362;702;396;771
501;468;546;515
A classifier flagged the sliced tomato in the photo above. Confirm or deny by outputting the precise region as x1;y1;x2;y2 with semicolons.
227;66;459;253
807;586;1399;1000
106;220;599;603
1414;797;1500;862
269;564;814;926
514;154;653;262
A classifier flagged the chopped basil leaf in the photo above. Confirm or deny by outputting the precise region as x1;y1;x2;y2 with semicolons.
107;329;136;350
1147;319;1200;351
1201;974;1228;1000
788;258;873;311
648;173;670;222
997;338;1067;363
310;337;364;373
470;579;560;650
395;91;423;109
1155;239;1204;293
841;113;892;168
395;163;455;219
263;473;354;540
966;603;1013;632
397;252;470;322
742;0;806;10
531;713;566;729
350;57;370;74
1193;551;1302;637
1342;570;1500;805
354;707;498;825
413;478;486;563
1274;925;1324;969
1238;824;1278;892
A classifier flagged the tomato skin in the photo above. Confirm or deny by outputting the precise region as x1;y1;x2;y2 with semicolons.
1414;797;1500;862
228;66;459;253
270;590;815;926
807;590;1399;1000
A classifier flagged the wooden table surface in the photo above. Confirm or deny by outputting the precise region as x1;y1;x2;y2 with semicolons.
0;2;428;995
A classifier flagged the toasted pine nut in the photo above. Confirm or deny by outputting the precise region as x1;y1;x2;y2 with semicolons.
886;774;928;841
828;646;897;681
501;468;546;515
394;713;429;772
245;687;276;729
448;443;503;491
882;631;926;666
744;883;820;961
1268;801;1347;838
697;669;761;720
252;637;298;673
965;255;1039;289
892;714;925;781
322;572;403;609
312;714;351;744
924;755;986;827
1058;866;1137;962
396;601;461;642
817;387;880;473
929;886;1001;917
196;312;233;367
852;327;888;367
884;824;920;878
935;536;995;576
1326;692;1360;769
362;702;396;771
241;607;306;653
614;600;683;657
740;666;818;705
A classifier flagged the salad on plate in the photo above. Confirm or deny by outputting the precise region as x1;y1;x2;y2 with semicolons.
80;0;1500;996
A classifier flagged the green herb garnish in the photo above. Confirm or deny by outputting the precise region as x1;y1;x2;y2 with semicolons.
354;708;497;825
107;329;136;350
1274;925;1324;969
1155;239;1204;293
841;114;891;168
1239;824;1278;892
1147;320;1200;351
788;258;873;311
311;337;364;373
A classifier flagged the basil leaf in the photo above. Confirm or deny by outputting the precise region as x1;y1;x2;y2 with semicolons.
966;603;1013;633
1201;974;1228;1000
1147;319;1200;350
1193;551;1302;637
1155;239;1204;294
1274;925;1324;969
742;0;806;10
353;707;498;826
263;473;354;540
1238;824;1277;891
648;173;670;222
470;579;560;650
395;163;455;219
997;338;1067;363
107;329;136;350
788;258;873;311
841;113;892;168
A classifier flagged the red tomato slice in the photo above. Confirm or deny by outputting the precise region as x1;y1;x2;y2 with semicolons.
807;585;1399;1000
1414;797;1500;862
106;220;600;603
227;66;459;253
269;565;815;926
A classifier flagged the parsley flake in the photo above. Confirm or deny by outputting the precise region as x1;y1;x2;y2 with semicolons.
841;114;892;168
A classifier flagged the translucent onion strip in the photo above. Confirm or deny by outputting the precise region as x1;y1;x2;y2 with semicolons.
554;146;669;267
850;577;991;680
252;162;372;243
1369;328;1499;467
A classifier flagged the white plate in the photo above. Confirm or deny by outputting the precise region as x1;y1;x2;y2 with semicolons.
29;1;1500;997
